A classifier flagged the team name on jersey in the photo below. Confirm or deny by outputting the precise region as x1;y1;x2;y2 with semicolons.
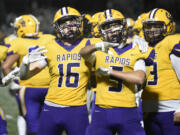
105;56;130;66
57;53;81;62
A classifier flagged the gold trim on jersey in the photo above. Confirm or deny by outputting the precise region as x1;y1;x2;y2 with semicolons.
19;87;27;116
0;105;6;120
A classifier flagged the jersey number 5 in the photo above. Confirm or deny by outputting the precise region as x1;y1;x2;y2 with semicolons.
58;63;80;88
108;66;123;92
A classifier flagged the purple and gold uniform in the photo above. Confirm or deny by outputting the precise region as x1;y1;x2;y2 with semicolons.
142;34;180;135
0;45;8;61
0;45;9;135
86;43;154;135
0;104;8;135
7;33;55;134
38;37;100;135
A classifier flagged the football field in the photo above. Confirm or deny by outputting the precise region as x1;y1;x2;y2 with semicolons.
0;86;18;135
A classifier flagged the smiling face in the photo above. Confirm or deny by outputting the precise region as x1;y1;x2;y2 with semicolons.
100;20;127;44
54;16;82;41
143;21;165;45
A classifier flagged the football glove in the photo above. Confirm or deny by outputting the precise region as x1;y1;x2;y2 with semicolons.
95;42;119;54
22;46;47;65
2;67;20;85
132;36;148;53
96;67;112;77
9;80;21;90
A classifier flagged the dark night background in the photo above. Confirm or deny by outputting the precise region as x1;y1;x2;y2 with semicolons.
0;0;179;37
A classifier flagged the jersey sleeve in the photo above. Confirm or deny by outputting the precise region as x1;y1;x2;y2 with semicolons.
0;45;8;61
167;34;180;57
7;41;20;56
170;54;180;80
171;41;180;57
134;59;146;72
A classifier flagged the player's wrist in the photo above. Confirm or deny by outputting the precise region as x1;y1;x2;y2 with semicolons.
105;68;112;75
22;55;29;65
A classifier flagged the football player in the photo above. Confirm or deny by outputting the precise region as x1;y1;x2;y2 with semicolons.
142;8;180;135
2;14;55;135
91;12;103;38
126;18;135;38
134;12;148;38
79;9;154;135
19;7;101;135
0;105;7;135
126;18;135;44
0;45;8;135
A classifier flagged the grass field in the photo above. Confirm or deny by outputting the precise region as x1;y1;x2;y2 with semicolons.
0;86;18;135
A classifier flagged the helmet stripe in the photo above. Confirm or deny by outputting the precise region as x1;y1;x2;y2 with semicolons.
127;19;131;27
28;15;40;36
61;7;68;15
149;8;159;19
104;9;112;19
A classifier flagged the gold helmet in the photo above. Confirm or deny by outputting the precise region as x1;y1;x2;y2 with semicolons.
126;18;135;37
98;9;127;43
12;14;40;37
134;13;148;34
53;7;83;40
91;12;103;37
143;8;174;44
126;18;135;28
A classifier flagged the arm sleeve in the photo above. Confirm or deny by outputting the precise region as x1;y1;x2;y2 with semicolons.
170;54;180;81
134;59;146;73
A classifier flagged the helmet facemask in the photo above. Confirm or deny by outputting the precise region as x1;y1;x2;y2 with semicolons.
100;20;127;44
143;21;165;45
127;26;134;37
54;16;82;41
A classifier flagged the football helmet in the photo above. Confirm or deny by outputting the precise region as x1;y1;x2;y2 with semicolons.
53;7;83;41
143;8;174;44
98;9;127;44
126;18;135;37
12;15;40;37
91;12;103;37
134;13;148;34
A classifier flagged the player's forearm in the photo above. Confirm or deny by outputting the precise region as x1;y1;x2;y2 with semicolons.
19;63;39;80
79;45;97;58
19;63;31;80
20;62;44;80
2;54;19;75
110;70;146;85
2;63;13;75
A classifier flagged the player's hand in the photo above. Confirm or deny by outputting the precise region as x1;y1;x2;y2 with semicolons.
132;36;148;53
9;80;21;90
174;112;180;123
96;67;112;77
174;106;180;123
95;42;119;54
22;46;47;65
2;67;20;85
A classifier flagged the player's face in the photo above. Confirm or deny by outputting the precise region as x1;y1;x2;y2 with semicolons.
60;18;79;38
55;17;81;41
103;22;124;43
143;22;164;44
